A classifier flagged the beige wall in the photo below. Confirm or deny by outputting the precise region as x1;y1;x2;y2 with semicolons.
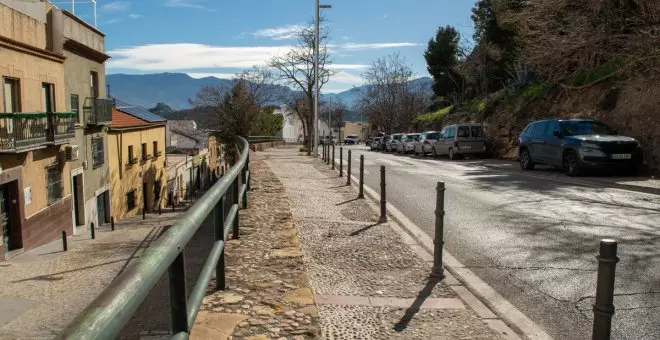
108;125;167;220
63;51;106;119
62;12;104;52
0;2;47;49
22;147;71;218
343;122;370;141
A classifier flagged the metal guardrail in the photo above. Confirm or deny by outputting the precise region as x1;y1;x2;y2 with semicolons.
247;136;284;144
60;137;251;340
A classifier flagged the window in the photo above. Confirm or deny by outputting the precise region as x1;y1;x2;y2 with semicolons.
128;145;135;164
92;137;104;168
90;71;99;98
546;121;560;137
427;132;439;140
126;190;136;210
141;143;148;160
70;94;79;120
457;126;470;138
154;180;161;201
42;83;55;112
2;77;20;113
153;141;158;157
46;164;63;205
444;127;455;139
470;126;484;138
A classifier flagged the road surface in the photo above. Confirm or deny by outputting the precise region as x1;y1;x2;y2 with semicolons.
329;144;660;340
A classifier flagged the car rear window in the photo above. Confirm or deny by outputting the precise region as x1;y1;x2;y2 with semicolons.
470;126;484;138
427;133;439;139
408;134;420;141
457;126;470;138
393;135;402;140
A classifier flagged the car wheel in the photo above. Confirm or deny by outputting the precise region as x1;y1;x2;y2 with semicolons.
448;148;456;160
519;148;535;170
563;150;583;177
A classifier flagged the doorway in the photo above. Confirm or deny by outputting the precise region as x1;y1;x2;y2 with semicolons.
72;174;84;226
1;182;22;252
96;191;107;226
142;182;148;213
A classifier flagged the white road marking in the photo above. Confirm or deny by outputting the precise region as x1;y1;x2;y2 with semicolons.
376;158;406;166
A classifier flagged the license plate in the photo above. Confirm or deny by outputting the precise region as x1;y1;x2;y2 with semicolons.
462;145;471;150
611;154;631;159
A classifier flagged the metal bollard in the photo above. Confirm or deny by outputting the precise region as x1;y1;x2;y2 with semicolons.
332;144;335;170
322;144;326;161
111;216;115;231
90;222;95;240
159;205;162;215
327;145;331;165
339;147;343;177
592;239;619;340
379;165;387;223
431;182;446;278
62;231;67;251
347;150;352;186
359;155;365;198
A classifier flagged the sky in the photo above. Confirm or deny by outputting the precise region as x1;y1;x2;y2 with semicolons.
64;0;476;93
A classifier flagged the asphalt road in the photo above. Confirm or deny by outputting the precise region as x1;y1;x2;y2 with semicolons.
329;144;660;340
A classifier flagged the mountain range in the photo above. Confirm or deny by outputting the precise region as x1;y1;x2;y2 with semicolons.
106;73;433;110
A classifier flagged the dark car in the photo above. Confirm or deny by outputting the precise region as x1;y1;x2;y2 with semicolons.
518;119;642;176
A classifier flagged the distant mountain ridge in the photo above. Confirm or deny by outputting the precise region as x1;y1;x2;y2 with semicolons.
107;72;432;110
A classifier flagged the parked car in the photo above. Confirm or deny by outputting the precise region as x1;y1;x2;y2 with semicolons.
370;137;381;151
432;124;486;159
381;135;391;151
366;137;374;147
388;133;403;152
397;133;420;153
518;118;642;176
414;131;441;156
344;134;358;145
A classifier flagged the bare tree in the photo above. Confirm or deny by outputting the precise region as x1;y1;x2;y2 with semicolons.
270;19;334;153
321;98;348;132
234;66;280;106
357;53;429;133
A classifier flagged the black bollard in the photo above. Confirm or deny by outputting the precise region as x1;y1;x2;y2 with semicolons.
347;150;352;186
159;205;162;215
332;144;335;170
431;182;446;278
339;147;343;177
592;239;619;340
90;222;95;240
62;231;67;251
111;216;115;231
358;155;365;199
379;165;387;223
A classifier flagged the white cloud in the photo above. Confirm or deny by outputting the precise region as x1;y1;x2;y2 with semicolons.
107;43;373;72
331;71;364;84
337;42;420;50
101;1;130;12
128;14;143;19
322;85;356;94
253;24;304;41
164;0;214;11
187;72;237;80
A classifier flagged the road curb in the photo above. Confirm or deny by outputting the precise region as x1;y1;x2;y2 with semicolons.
328;155;554;340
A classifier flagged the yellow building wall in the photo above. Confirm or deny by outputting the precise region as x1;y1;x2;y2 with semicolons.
108;125;167;220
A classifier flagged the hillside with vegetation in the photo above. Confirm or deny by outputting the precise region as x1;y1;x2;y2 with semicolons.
418;0;660;174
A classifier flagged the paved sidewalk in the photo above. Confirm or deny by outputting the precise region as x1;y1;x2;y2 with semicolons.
0;205;193;339
262;146;513;339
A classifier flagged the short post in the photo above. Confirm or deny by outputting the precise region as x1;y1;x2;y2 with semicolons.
347;150;352;186
326;145;330;165
431;182;446;278
159;205;162;215
322;144;326;161
332;144;336;170
379;165;387;223
592;239;619;340
169;252;189;334
90;222;95;240
111;216;115;231
339;147;343;177
61;231;67;251
143;206;146;220
358;155;365;198
215;197;226;290
232;178;240;239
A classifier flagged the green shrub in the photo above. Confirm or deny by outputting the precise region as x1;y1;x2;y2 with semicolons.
413;105;454;124
521;83;550;99
565;59;626;87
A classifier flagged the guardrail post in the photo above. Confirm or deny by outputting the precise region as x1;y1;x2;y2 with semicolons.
90;222;95;239
332;144;335;170
592;239;619;340
215;196;226;290
169;251;189;334
62;231;67;251
246;153;251;191
431;182;446;278
379;165;387;223
359;155;365;198
339;147;343;177
347;150;352;186
232;178;240;239
111;216;115;231
241;164;248;210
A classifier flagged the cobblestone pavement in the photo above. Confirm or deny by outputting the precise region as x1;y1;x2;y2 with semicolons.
262;146;508;340
0;205;195;339
191;151;321;340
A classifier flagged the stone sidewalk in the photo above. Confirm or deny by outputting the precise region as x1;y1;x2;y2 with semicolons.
0;205;195;339
261;146;514;340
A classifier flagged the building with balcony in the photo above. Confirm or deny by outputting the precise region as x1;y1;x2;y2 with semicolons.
0;0;75;259
108;100;167;220
59;9;112;232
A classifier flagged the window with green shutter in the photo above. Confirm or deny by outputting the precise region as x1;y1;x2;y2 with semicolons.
46;164;63;205
92;137;104;168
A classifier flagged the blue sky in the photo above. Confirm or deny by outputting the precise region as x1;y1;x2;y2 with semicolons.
66;0;475;93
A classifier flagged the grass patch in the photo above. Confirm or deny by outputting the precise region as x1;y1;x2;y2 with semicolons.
413;105;454;124
521;83;550;99
565;59;626;87
468;99;486;112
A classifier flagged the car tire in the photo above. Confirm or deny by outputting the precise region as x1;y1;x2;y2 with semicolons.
563;150;583;177
519;148;535;170
448;148;456;160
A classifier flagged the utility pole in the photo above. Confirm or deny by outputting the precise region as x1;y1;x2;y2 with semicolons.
313;0;320;157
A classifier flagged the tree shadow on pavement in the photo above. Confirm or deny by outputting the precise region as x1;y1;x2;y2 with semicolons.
393;276;442;332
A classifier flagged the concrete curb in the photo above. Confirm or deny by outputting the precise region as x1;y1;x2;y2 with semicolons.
326;154;554;340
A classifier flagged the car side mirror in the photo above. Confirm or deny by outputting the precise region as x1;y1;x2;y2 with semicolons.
552;131;562;138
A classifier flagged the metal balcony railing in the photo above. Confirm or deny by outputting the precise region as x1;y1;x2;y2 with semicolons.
83;98;113;126
0;113;49;152
47;112;77;143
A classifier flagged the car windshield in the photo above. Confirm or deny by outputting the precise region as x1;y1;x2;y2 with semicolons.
393;135;402;140
560;121;616;136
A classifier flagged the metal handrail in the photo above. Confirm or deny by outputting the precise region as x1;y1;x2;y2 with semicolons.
60;137;251;340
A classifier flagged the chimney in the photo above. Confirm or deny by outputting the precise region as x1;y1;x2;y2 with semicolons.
46;8;64;54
